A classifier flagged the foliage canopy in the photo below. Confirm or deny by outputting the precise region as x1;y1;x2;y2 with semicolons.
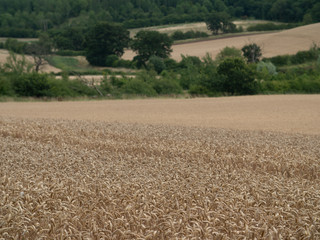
131;31;173;67
0;0;319;38
84;22;129;66
217;58;257;95
205;11;236;35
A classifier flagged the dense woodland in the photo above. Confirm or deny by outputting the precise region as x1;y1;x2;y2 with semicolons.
0;0;319;37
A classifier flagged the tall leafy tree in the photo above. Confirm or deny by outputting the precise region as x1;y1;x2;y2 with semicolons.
84;22;129;66
217;58;257;95
205;11;235;35
50;27;85;51
131;30;173;66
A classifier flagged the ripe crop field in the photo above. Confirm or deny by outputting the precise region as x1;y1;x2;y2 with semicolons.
1;95;320;239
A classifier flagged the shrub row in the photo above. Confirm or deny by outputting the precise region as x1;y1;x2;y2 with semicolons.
0;28;38;38
171;30;209;41
264;46;320;66
54;50;86;56
100;71;183;97
247;23;300;32
260;78;320;94
1;44;320;99
0;72;97;98
2;38;28;54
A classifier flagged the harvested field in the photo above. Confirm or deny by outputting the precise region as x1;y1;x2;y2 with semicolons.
1;95;320;239
1;23;319;73
129;20;279;37
123;23;320;61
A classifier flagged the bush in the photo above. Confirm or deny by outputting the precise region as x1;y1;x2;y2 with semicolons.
265;55;291;66
247;23;299;32
189;84;209;95
217;58;258;95
152;72;182;95
256;61;277;80
105;55;134;68
171;31;184;41
0;28;37;38
291;49;319;64
164;58;179;71
171;30;209;41
100;76;112;94
55;50;86;56
148;55;166;74
0;75;14;96
47;78;76;97
114;59;135;68
216;46;243;62
260;78;320;94
179;55;202;68
179;64;200;89
47;77;97;98
121;79;156;96
110;75;127;88
12;73;51;97
264;45;320;66
4;38;28;54
62;79;97;97
106;55;119;67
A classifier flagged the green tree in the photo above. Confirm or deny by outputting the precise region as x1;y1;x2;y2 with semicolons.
242;43;262;63
217;58;257;95
205;11;234;35
147;55;166;74
215;46;243;62
50;27;85;51
311;2;320;22
84;22;129;66
131;30;173;67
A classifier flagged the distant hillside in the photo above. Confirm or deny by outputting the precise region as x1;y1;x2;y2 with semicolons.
123;23;320;61
0;0;319;37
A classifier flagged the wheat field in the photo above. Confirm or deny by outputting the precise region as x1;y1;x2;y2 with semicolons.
1;95;320;239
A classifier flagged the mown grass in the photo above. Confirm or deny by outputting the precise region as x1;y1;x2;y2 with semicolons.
45;55;96;73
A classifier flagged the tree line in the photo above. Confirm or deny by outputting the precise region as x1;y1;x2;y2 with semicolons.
0;0;319;37
1;34;319;99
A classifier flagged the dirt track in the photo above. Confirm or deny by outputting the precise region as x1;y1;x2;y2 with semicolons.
1;95;319;135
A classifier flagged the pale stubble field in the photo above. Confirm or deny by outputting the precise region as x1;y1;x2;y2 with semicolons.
1;95;320;239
